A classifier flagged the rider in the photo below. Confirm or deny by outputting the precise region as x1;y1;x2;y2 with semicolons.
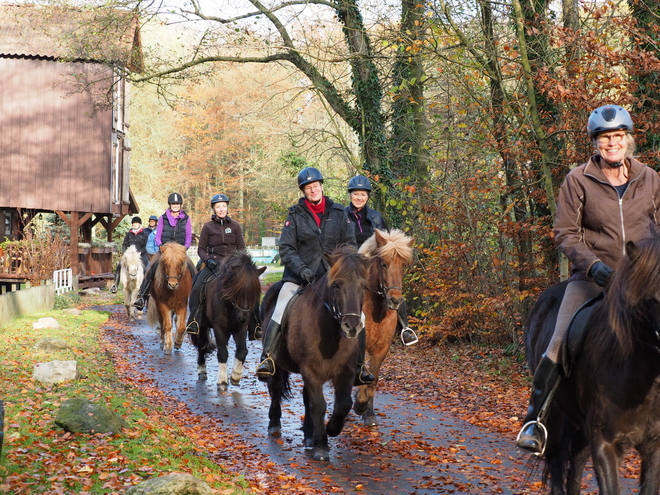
516;105;660;455
345;174;418;346
255;167;375;385
145;215;159;262
109;216;149;293
186;194;246;334
133;193;193;311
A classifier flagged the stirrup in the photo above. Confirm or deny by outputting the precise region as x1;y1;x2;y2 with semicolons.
256;357;276;378
134;297;145;310
109;284;118;294
516;420;548;456
186;320;200;335
401;327;419;346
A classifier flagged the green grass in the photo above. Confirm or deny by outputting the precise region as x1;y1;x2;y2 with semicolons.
261;271;282;286
0;303;250;494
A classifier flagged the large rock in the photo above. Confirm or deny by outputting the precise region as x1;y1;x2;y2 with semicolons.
61;308;82;316
33;338;70;351
33;360;78;384
55;398;128;434
125;473;214;495
33;317;61;329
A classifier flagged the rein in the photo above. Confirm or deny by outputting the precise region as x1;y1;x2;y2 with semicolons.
309;281;361;323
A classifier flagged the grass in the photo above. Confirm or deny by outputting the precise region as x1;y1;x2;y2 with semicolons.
0;294;251;494
261;271;282;286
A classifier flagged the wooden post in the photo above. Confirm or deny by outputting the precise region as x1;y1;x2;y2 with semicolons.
55;211;93;276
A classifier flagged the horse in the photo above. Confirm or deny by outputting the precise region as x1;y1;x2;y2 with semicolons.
119;245;144;320
353;229;414;427
190;250;266;391
525;236;660;495
262;245;370;461
146;242;195;355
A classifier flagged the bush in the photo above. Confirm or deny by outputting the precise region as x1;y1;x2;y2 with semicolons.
53;291;81;310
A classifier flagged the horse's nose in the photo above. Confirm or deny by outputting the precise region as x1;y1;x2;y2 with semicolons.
168;282;178;290
388;296;402;310
341;319;364;338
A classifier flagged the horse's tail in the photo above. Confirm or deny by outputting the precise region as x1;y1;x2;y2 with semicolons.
146;298;158;327
189;328;216;355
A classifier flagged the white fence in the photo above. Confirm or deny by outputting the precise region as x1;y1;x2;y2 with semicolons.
53;268;73;295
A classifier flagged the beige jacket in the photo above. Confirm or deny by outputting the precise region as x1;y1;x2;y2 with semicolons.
554;155;660;276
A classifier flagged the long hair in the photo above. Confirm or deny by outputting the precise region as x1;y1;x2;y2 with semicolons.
359;229;413;263
214;250;262;306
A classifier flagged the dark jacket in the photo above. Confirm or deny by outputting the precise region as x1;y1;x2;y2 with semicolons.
345;204;388;248
197;215;246;263
122;228;149;253
156;209;192;248
554;155;660;277
280;196;356;284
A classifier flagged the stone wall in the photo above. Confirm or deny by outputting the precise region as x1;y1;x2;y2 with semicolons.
0;282;55;329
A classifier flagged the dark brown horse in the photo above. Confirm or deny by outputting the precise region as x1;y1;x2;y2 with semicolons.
525;236;660;495
353;229;413;426
262;245;370;461
191;250;266;391
146;242;195;355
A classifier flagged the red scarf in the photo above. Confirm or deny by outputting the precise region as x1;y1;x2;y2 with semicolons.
305;196;326;227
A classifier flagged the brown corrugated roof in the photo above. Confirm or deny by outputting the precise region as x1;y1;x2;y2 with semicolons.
0;3;143;72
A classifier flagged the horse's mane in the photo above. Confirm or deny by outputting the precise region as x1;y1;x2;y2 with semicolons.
155;242;188;286
215;250;261;301
122;245;141;264
605;235;660;359
358;229;413;263
327;245;369;286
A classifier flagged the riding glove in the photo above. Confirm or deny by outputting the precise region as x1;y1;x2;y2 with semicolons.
206;258;218;271
300;267;315;283
590;261;613;287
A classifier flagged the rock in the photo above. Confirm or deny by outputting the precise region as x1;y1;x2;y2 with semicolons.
61;308;82;316
80;288;101;295
33;338;70;351
125;473;214;495
33;360;78;384
55;398;128;434
33;317;60;329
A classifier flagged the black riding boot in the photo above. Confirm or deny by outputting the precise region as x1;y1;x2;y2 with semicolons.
354;331;375;385
186;271;206;335
516;355;561;455
134;261;157;311
256;321;282;378
398;301;418;346
109;263;120;293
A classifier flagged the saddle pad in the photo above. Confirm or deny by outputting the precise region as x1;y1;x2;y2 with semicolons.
561;292;604;377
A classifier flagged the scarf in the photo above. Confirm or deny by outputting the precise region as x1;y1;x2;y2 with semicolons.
305;196;326;227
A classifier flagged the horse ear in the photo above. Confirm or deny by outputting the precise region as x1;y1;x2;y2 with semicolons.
375;229;387;247
258;266;267;275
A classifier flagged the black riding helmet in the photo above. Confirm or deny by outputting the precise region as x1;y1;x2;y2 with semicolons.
211;194;229;207
297;167;324;190
347;175;372;193
168;192;183;205
587;105;633;138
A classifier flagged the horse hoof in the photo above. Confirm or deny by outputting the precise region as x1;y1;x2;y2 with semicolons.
174;343;182;350
217;382;228;393
303;438;314;448
198;372;207;381
313;449;330;461
363;414;379;427
230;377;240;386
164;349;172;355
268;426;281;437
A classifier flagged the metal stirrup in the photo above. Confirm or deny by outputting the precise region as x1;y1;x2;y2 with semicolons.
516;420;548;456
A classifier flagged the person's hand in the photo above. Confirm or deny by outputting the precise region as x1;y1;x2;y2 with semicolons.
590;261;613;287
206;258;218;271
300;267;314;283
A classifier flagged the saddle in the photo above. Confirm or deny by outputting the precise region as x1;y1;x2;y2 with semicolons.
561;293;604;377
262;285;306;342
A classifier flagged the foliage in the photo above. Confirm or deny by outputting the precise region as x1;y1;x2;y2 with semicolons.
53;291;82;310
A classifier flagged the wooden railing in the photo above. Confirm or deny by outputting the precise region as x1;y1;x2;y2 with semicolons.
0;241;69;282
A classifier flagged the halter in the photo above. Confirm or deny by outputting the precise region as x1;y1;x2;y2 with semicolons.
309;280;361;324
231;299;252;313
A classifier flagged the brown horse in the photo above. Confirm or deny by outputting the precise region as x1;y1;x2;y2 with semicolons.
525;235;660;495
147;242;195;355
353;229;414;426
262;245;370;461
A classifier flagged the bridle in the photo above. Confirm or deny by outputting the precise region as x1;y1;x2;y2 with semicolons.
367;256;401;299
309;280;361;324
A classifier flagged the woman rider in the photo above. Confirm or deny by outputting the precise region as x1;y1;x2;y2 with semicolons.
134;192;193;311
345;175;418;346
516;105;660;455
255;167;375;385
186;194;246;334
109;216;149;293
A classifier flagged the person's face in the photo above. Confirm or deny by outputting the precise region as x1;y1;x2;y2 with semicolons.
131;222;141;230
595;131;628;165
213;202;228;218
350;190;369;210
303;181;323;203
148;220;157;228
170;203;182;213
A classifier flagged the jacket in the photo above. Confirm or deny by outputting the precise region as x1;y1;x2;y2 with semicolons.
280;196;357;284
344;204;389;248
554;155;660;277
155;209;192;248
122;228;149;254
197;215;246;263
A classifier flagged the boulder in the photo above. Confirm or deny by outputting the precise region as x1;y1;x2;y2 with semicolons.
33;338;70;351
55;398;128;434
33;360;78;384
33;317;60;329
125;473;214;495
61;308;82;316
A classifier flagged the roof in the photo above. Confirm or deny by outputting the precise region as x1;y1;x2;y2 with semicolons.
0;3;143;72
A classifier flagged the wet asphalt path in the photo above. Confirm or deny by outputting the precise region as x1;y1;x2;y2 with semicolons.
105;306;618;494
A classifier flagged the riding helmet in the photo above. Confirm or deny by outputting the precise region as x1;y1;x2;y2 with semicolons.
297;167;324;190
149;215;158;222
347;175;372;193
211;194;230;206
131;216;142;224
587;105;633;138
168;192;183;204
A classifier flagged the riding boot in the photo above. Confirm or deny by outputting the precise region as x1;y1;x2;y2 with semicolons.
516;355;561;456
185;271;205;335
134;261;157;311
256;321;282;378
398;301;418;345
354;331;375;385
109;263;120;293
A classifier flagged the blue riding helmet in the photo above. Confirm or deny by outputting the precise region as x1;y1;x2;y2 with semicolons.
211;194;230;207
297;167;324;190
347;175;372;193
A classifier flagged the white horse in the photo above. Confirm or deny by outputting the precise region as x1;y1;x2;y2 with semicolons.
120;245;144;320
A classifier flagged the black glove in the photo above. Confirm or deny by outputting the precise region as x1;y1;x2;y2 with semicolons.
299;267;315;283
206;258;218;271
590;261;613;287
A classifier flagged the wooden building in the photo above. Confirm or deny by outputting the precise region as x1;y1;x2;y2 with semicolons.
0;4;143;282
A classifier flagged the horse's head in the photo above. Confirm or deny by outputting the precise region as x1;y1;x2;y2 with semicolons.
159;242;189;290
326;245;370;338
359;229;414;310
121;246;142;278
215;250;266;325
